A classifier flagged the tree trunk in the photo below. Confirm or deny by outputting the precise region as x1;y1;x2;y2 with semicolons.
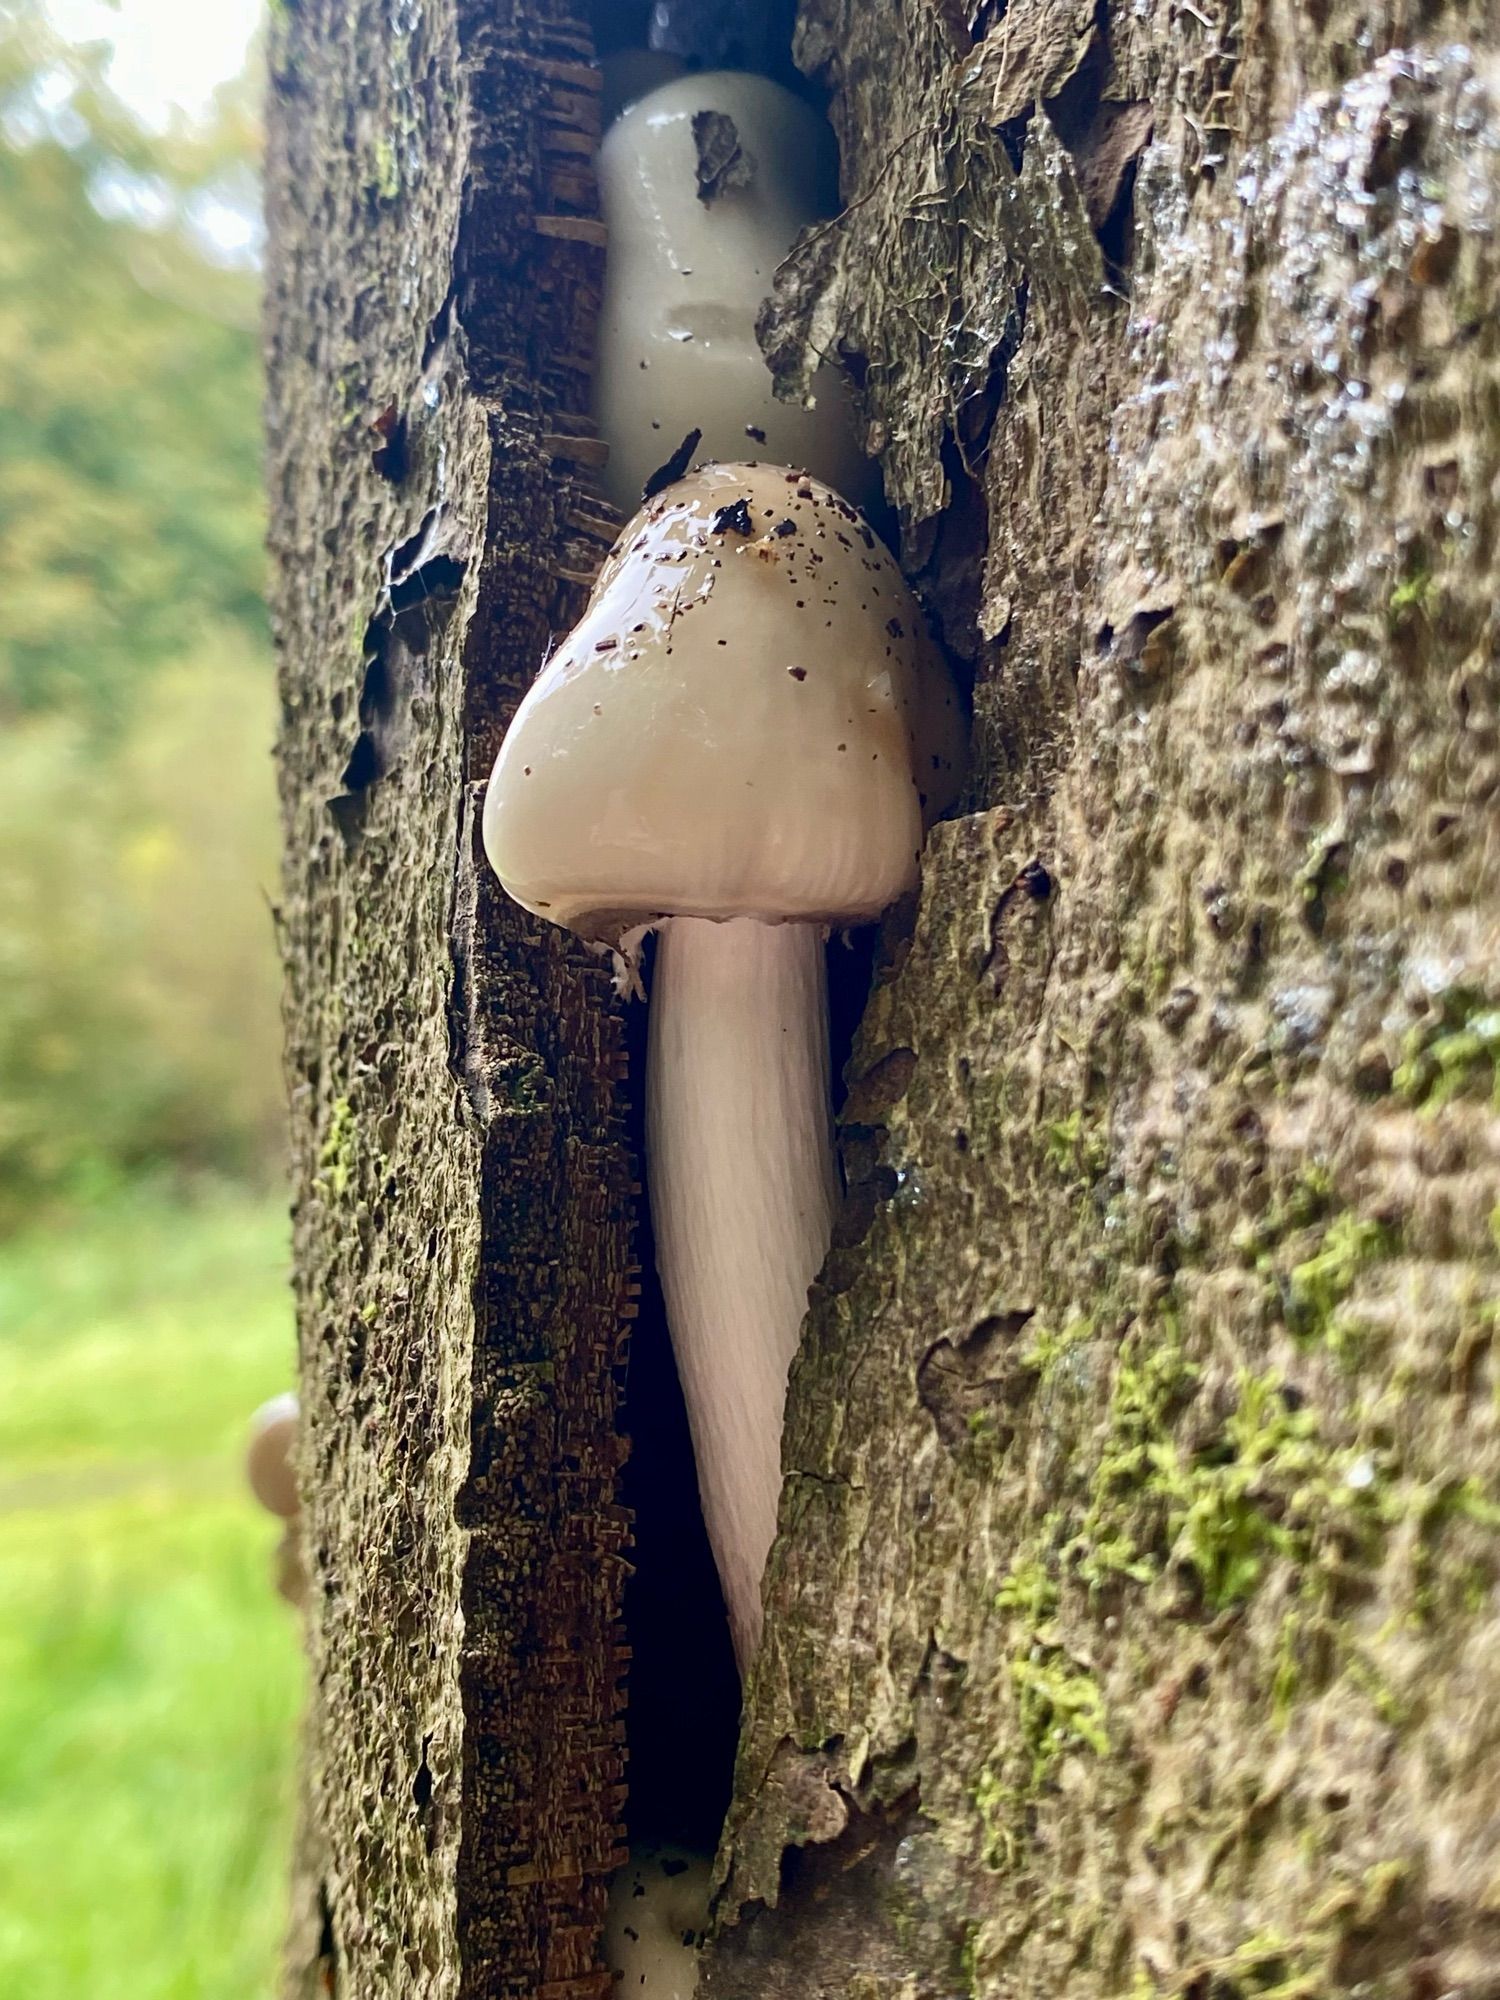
265;7;635;1994
265;2;1500;1997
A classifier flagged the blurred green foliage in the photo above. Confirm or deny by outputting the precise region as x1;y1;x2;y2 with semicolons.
0;16;300;1998
0;0;267;717
0;1;281;1223
0;1189;302;1999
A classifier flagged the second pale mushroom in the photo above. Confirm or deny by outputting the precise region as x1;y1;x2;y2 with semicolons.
484;462;961;1671
592;70;876;515
245;1391;307;1610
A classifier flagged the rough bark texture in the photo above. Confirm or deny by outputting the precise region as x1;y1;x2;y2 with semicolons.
265;5;634;1995
267;0;1500;1995
713;4;1500;1997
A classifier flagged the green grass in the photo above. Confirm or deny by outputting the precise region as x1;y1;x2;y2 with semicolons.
0;1188;303;2000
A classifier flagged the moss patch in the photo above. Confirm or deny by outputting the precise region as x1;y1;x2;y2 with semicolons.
1395;990;1500;1111
1283;1214;1396;1353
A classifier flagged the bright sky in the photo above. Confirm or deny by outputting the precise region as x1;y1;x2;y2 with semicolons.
46;0;262;127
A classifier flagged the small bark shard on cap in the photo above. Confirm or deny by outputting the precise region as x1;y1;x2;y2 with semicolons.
693;109;755;203
643;428;704;502
712;497;754;537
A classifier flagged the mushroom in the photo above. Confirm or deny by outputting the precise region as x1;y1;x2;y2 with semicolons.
594;71;876;515
603;1845;711;1998
483;462;962;1669
246;1391;300;1519
246;1392;307;1610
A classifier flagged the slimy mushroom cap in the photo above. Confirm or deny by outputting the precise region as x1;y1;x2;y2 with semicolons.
483;463;962;943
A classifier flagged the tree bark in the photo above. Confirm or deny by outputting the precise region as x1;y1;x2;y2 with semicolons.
266;2;1500;1997
265;6;634;1995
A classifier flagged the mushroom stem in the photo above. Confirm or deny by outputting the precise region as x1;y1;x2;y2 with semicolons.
647;915;838;1673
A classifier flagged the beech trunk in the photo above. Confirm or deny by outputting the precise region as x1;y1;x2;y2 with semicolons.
265;2;1500;1995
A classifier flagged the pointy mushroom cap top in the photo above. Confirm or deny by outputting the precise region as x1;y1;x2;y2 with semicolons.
482;462;963;943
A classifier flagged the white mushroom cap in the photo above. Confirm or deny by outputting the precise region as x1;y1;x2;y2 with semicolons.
603;1846;710;1998
483;464;963;943
593;72;876;513
245;1392;300;1520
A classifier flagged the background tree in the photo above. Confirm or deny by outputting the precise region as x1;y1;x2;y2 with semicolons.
266;2;1500;1996
0;10;299;1991
0;0;281;1222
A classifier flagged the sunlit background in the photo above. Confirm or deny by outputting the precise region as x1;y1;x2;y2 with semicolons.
0;1;302;1992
